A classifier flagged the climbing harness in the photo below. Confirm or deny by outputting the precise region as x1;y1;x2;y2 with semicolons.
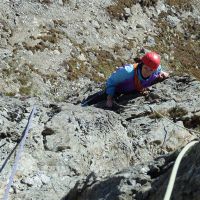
133;63;144;92
1;106;36;200
163;140;199;200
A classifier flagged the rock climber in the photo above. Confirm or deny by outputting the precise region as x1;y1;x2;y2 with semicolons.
81;51;169;108
105;51;169;108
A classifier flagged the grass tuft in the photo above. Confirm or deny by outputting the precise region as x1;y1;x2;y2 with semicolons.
168;106;188;121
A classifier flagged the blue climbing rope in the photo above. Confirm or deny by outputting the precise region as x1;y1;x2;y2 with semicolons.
2;106;36;200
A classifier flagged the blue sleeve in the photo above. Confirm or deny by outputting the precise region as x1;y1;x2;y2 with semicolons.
106;64;134;96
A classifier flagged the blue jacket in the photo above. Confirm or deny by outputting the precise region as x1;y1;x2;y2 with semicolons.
106;63;161;96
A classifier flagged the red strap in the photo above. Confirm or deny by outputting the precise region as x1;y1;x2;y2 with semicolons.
133;64;144;92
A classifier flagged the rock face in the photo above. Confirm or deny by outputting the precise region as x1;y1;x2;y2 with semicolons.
0;75;200;199
148;143;200;200
0;0;200;200
0;0;200;100
64;142;200;200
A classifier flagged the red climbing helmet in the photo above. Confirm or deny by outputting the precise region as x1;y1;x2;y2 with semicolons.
141;52;160;70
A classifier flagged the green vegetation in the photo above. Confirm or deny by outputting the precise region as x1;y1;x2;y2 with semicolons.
62;48;125;82
105;0;200;80
53;19;65;27
37;28;64;44
153;13;200;79
1;60;63;97
183;115;200;130
168;106;188;121
106;0;193;21
106;0;158;20
166;0;193;11
62;0;70;5
5;92;16;97
21;27;64;54
22;41;47;53
2;0;200;100
149;110;169;119
19;85;32;96
38;0;52;5
90;49;124;79
62;58;88;81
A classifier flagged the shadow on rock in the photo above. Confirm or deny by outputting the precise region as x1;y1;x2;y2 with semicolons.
61;172;124;200
81;90;143;111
